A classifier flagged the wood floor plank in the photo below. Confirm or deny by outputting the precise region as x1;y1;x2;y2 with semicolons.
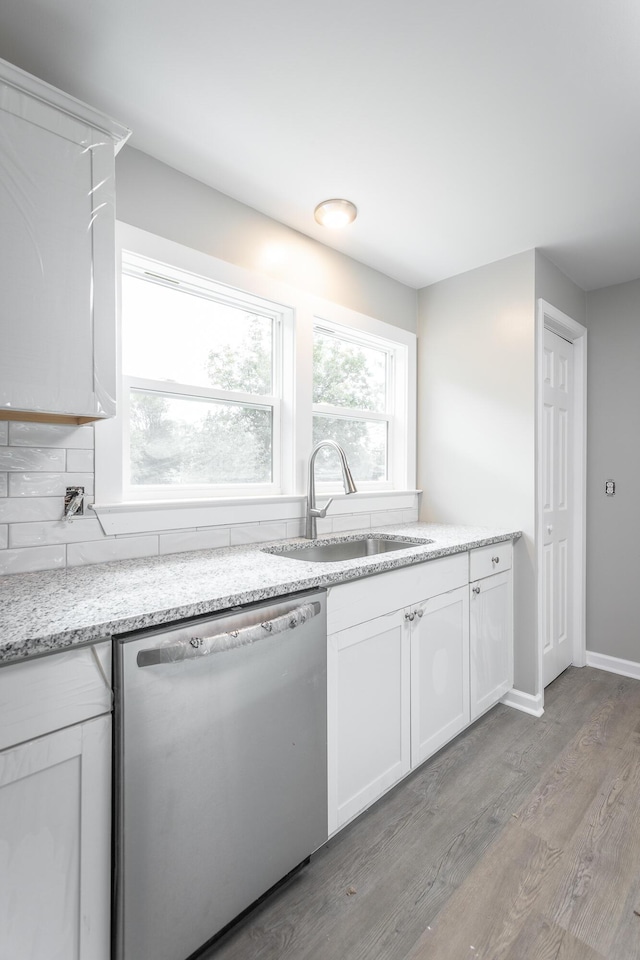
502;912;606;960
541;736;640;957
406;822;563;960
607;866;640;959
515;670;640;848
501;667;623;781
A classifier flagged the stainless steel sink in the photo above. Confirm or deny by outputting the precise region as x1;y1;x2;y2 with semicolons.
267;536;430;563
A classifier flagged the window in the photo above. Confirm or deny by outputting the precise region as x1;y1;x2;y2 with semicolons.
95;224;416;524
119;255;284;499
312;323;394;486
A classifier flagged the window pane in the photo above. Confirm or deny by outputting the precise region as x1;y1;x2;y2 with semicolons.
312;415;387;482
313;330;386;412
129;390;272;486
122;274;274;394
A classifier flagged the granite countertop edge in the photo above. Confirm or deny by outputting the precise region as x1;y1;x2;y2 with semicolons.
0;523;522;666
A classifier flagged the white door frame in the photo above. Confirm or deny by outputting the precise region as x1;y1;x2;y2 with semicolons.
536;299;587;703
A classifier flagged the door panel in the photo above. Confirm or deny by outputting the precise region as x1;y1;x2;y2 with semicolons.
543;328;574;686
328;611;410;832
410;586;470;766
470;571;513;719
0;716;111;960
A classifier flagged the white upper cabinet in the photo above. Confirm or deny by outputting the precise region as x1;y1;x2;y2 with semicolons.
0;58;130;423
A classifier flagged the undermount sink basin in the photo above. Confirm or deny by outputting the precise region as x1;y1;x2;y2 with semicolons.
267;536;430;563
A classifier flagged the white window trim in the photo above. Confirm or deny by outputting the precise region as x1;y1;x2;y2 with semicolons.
312;317;410;492
121;250;287;499
94;224;417;535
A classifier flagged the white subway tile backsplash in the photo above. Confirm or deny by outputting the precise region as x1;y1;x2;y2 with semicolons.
159;528;231;555
369;509;407;529
0;544;66;575
9;518;104;548
229;522;289;546
286;519;305;538
0;497;64;523
8;422;94;449
1;421;421;575
314;517;333;535
67;536;159;567
0;447;66;472
8;472;94;497
331;514;372;533
66;448;94;472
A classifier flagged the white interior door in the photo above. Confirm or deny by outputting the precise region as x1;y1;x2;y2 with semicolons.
542;328;574;686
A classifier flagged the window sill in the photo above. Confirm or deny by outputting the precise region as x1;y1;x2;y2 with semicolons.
91;490;421;537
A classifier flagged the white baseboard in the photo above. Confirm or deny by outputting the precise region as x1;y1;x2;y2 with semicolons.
501;688;544;718
586;651;640;681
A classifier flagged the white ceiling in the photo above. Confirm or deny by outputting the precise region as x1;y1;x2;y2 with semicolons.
1;0;639;291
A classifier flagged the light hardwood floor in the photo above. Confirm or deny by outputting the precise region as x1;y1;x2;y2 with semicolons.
205;667;640;960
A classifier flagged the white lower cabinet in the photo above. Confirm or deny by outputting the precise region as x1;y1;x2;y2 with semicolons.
327;553;470;833
0;644;112;960
470;568;513;720
0;715;111;960
410;585;470;767
328;611;410;834
328;546;514;834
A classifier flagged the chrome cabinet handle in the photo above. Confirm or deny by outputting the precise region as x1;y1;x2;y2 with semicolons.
416;609;423;618
472;586;481;595
404;611;415;622
491;556;500;564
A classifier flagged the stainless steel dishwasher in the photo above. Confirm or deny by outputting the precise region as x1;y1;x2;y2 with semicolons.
113;589;327;960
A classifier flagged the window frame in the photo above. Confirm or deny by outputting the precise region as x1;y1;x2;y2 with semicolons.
118;255;285;500
94;224;416;532
311;319;402;491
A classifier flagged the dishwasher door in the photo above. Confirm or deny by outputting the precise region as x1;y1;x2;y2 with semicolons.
113;589;327;960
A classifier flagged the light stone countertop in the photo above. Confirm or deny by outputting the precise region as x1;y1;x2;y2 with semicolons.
0;522;521;665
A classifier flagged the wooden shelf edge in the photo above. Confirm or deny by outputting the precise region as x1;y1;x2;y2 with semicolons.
0;411;98;425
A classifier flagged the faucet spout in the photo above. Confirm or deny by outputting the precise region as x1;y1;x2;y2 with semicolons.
305;440;357;539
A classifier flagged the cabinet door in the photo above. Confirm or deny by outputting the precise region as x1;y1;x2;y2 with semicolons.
0;66;127;421
0;715;111;960
328;611;410;833
470;569;513;720
410;585;470;767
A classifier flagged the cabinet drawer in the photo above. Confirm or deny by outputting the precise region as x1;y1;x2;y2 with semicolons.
0;642;112;752
469;541;512;582
327;552;468;634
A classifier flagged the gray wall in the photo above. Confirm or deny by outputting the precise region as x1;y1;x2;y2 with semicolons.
417;251;538;695
115;147;417;333
535;251;587;325
586;278;640;662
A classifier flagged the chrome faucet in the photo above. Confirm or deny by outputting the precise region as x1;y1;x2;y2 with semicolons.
305;440;357;539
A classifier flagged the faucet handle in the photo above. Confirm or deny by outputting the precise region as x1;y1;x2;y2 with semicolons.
312;497;334;520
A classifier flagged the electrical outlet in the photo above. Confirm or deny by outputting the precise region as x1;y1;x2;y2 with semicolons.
605;479;615;496
64;486;85;517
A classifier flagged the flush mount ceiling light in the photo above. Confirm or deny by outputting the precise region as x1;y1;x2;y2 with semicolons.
314;198;357;229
